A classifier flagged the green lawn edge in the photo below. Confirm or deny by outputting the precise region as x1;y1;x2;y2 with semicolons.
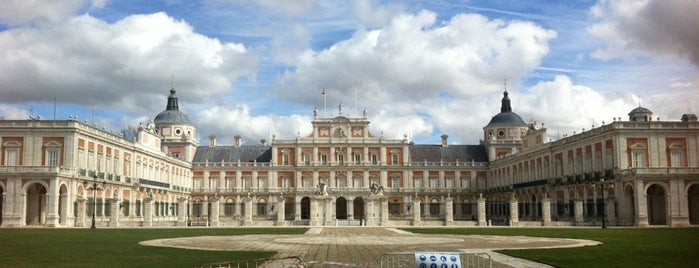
0;228;308;267
402;227;699;268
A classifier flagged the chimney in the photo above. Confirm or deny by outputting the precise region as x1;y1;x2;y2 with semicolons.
441;134;448;147
234;135;242;147
208;135;216;147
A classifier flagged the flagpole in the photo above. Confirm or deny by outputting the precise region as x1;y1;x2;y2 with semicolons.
322;88;327;117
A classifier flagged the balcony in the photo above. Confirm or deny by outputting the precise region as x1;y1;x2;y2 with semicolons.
0;166;73;176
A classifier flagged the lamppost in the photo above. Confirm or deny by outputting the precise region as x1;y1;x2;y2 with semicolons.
600;178;607;229
83;175;106;229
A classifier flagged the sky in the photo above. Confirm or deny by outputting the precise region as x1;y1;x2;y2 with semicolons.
0;0;697;146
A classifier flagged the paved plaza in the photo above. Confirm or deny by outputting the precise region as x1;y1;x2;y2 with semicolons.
141;227;600;267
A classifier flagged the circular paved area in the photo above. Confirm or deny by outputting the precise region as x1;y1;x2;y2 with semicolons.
140;227;600;267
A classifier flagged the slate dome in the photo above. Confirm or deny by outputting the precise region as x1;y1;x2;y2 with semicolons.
486;91;527;127
154;88;193;126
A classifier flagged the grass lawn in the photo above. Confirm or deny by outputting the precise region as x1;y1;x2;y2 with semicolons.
0;228;308;267
404;227;699;268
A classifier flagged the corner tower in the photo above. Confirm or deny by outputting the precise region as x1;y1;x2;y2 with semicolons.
483;90;529;161
153;85;199;161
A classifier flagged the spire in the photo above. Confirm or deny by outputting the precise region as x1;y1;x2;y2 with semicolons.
500;79;512;113
166;83;179;111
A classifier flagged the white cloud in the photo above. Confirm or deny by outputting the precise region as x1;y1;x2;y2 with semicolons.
352;0;404;27
206;0;317;16
0;0;106;26
194;104;313;145
589;0;699;66
0;12;258;115
275;9;556;143
517;75;637;138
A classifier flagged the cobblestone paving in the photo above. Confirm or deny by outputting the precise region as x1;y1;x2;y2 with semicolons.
140;227;600;267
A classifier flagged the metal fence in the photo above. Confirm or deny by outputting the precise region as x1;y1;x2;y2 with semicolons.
195;256;307;268
379;252;491;268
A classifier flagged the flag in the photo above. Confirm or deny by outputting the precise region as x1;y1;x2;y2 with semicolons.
321;88;326;95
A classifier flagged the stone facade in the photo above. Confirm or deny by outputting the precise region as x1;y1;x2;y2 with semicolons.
1;90;698;227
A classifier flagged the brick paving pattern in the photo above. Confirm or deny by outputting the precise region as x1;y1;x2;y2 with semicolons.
141;227;600;267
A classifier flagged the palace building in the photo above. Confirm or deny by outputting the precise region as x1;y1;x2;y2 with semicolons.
1;86;698;227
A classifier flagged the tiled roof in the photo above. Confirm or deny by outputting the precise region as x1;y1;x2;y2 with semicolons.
193;146;272;163
409;144;488;163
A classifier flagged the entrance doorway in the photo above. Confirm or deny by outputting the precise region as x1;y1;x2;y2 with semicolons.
353;197;364;223
688;184;699;224
26;183;47;226
301;197;310;220
647;184;667;225
336;197;347;219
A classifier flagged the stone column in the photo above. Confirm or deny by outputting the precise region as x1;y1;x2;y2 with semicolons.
144;196;154;227
244;196;253;226
177;197;187;226
541;198;552;226
76;197;87;227
276;196;286;226
445;196;454;226
210;196;220;227
574;198;584;225
477;195;487;226
380;197;389;226
295;198;301;220
412;198;421;226
45;178;60;227
310;197;319;226
509;195;519;226
109;199;120;227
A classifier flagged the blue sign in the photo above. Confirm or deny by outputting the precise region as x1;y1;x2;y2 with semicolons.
414;252;461;268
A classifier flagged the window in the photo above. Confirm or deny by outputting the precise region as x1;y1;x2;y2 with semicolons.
446;178;454;189
303;177;311;188
670;150;684;167
414;178;422;189
193;179;202;191
209;178;218;192
337;176;346;188
5;147;19;165
225;177;234;191
631;151;645;167
303;154;310;166
257;201;268;215
282;177;290;189
391;154;399;165
371;154;378;165
391;177;399;189
46;149;59;166
429;178;438;189
354;153;361;165
243;178;251;189
338;154;344;165
320;154;328;165
282;153;289;165
461;178;469;189
258;177;267;190
224;201;235;216
353;177;362;188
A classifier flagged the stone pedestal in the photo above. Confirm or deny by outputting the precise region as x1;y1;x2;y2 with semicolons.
445;197;454;226
177;197;188;226
244;196;253;226
380;197;389;226
477;195;487;226
412;199;421;226
509;196;519;226
541;198;551;226
76;197;87;227
310;197;320;226
605;197;616;226
276;196;286;226
109;199;120;227
574;199;584;225
210;196;220;227
144;196;154;227
324;197;334;226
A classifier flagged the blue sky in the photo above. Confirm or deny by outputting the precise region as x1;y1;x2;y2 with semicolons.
1;0;697;145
